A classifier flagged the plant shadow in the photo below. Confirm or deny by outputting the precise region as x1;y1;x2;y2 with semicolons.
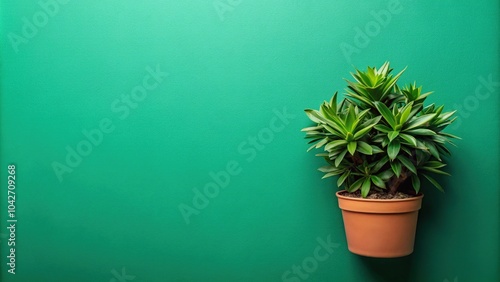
356;254;415;282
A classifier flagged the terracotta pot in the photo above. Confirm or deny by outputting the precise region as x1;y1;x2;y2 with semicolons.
336;190;424;258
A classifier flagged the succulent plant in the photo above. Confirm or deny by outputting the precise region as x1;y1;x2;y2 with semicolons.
302;62;459;197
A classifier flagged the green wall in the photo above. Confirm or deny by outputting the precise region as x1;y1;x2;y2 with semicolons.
1;0;498;281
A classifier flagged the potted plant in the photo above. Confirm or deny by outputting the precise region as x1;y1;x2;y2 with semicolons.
302;62;459;258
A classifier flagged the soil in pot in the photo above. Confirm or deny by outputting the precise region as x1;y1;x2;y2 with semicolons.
338;190;418;199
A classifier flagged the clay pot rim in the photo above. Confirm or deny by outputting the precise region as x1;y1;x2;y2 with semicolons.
336;190;424;202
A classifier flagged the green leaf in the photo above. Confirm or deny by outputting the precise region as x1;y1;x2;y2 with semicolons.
324;121;347;137
434;105;444;116
404;128;436;136
390;160;402;177
320;103;335;121
422;173;444;192
380;67;407;97
401;146;412;155
315;153;328;157
411;174;421;194
399;102;413;124
371;175;386;189
423;103;435;114
381;137;389;148
371;145;384;154
321;166;344;178
439;132;461;140
325;140;348;151
408;104;423;120
345;105;357;132
397;155;417;174
350;109;371;131
360;115;382;128
417;91;433;101
347;141;357;155
335;149;348;167
329;92;338;110
432;135;449;144
404;114;437;130
373;156;389;172
399;133;417;147
377;62;389;74
415;149;426;165
378;169;394;181
345;91;373;107
387;140;401;160
437;110;456;121
318;165;337;173
349;177;365;192
425;161;446;168
374;124;393;133
307;143;317;152
314;138;329;149
361;177;371;198
346;132;354;142
301;125;323;132
424;141;441;160
374;102;397;129
337;170;350;187
321;172;339;179
357;141;373;155
353;124;375;139
305;109;326;124
388;130;399;142
437;144;452;156
421;167;450;176
322;124;344;138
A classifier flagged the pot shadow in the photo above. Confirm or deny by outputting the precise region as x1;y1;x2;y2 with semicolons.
356;254;415;282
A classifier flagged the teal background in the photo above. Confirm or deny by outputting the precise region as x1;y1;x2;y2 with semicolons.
1;0;499;281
